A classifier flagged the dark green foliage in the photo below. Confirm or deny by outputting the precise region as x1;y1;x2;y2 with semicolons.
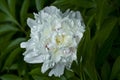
0;0;120;80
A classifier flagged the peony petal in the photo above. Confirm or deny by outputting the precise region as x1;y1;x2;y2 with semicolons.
43;6;61;17
41;61;55;73
27;18;37;28
49;63;65;77
75;11;82;19
41;62;50;73
24;53;50;63
20;42;27;48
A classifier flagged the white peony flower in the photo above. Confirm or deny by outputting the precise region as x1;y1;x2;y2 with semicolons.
20;6;85;77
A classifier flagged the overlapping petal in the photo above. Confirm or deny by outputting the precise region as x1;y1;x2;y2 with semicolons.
20;6;85;77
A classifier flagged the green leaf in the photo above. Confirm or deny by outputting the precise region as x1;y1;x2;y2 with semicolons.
68;76;80;80
110;47;120;60
0;33;15;70
8;0;16;17
0;0;18;25
76;0;95;8
0;24;19;36
77;26;91;60
35;0;46;11
101;62;111;80
17;61;27;76
30;67;49;80
6;38;26;52
0;74;22;80
52;0;95;11
29;67;44;76
84;62;98;80
95;24;118;67
119;17;120;26
20;0;29;27
110;56;120;80
0;0;9;15
60;76;67;80
3;47;22;69
95;17;117;46
86;14;95;28
9;63;18;70
71;61;80;77
0;32;15;52
0;12;11;22
32;76;49;80
95;0;112;30
64;70;74;79
0;37;26;60
0;38;26;70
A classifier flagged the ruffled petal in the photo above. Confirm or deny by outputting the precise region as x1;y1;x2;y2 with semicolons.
24;53;50;63
27;18;37;28
41;61;55;73
20;42;27;48
43;6;61;17
49;63;65;77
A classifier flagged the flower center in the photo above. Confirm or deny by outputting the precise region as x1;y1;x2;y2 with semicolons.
55;35;65;45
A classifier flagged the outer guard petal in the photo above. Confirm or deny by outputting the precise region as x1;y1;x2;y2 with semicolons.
20;42;27;48
27;18;37;28
49;63;65;77
24;53;50;63
41;61;54;73
43;6;61;16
